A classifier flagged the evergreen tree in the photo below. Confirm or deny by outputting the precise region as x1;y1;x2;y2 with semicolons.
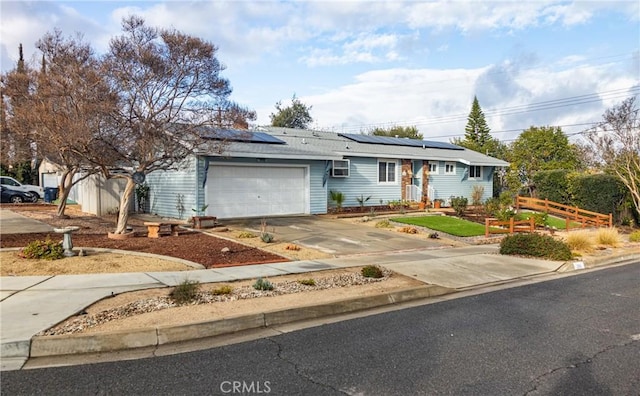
270;95;313;129
370;125;423;140
463;96;491;150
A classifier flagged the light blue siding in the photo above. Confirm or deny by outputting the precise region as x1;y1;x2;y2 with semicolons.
327;157;401;208
145;157;198;219
428;162;494;205
144;155;495;218
203;157;328;214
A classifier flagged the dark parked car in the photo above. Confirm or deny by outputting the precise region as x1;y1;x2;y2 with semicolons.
0;186;36;203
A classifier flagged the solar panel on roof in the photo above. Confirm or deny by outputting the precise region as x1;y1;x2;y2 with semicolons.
202;129;286;144
338;133;464;150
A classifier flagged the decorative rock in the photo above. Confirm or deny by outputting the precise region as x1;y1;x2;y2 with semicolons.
221;247;231;253
39;270;392;336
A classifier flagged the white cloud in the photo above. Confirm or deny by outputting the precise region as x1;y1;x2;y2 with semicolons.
297;60;638;142
0;2;112;71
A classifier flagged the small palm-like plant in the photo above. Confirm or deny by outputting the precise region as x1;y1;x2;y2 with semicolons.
330;190;346;212
356;194;371;210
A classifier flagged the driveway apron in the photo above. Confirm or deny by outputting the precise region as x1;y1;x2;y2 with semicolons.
224;216;441;255
0;209;54;234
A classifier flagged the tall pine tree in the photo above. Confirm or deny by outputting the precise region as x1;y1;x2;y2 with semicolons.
464;95;492;149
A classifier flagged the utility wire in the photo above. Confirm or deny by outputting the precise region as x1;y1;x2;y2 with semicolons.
331;86;639;132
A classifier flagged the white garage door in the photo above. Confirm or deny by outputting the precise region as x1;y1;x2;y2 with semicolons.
207;165;308;218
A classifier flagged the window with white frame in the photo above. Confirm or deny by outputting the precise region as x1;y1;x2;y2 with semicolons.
469;165;482;179
378;160;397;183
444;162;456;175
332;159;350;177
428;162;438;174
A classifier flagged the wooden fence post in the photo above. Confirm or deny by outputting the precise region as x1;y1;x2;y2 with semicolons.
609;213;612;228
485;218;489;238
530;216;535;233
509;217;514;234
565;217;570;231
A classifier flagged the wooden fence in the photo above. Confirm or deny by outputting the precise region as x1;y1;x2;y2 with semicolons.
515;196;612;229
485;217;535;237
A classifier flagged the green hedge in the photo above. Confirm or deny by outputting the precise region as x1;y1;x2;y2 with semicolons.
500;233;572;261
533;169;571;204
569;173;626;221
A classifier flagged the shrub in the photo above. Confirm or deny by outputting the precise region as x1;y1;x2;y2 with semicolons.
565;230;594;252
260;219;274;243
596;228;621;246
170;279;201;304
19;238;64;260
450;196;468;216
375;219;391;228
398;226;418;234
500;233;572;261
484;197;501;216
629;230;640;242
329;190;346;212
211;285;233;295
298;278;316;286
526;212;548;228
253;277;274;291
356;194;372;210
361;265;384;278
238;231;256;238
495;208;516;221
471;185;485;206
484;194;515;220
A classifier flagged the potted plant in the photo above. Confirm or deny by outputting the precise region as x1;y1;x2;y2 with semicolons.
433;199;444;209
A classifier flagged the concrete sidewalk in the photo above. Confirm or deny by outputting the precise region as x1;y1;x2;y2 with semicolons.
1;244;578;371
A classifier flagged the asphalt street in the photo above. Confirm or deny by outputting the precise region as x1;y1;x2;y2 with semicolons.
2;262;638;395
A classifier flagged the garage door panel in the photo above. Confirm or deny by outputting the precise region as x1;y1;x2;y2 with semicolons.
207;165;308;218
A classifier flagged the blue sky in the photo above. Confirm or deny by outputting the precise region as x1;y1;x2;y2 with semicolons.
1;1;638;143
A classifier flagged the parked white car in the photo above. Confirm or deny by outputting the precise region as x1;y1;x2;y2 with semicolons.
0;176;44;201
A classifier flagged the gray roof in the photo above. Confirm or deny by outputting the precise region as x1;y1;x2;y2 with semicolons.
202;126;509;167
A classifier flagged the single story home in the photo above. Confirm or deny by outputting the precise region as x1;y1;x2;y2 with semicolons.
142;127;509;219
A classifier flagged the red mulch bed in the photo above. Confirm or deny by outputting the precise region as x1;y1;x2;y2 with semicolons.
0;232;288;269
0;204;288;268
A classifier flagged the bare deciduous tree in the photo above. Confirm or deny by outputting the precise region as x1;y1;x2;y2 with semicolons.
101;16;234;234
3;31;117;217
587;96;640;219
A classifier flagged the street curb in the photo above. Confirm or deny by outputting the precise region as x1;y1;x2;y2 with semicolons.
557;251;640;272
28;284;453;357
1;339;30;358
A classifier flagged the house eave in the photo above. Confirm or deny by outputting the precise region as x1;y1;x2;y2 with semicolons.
203;152;343;161
334;151;509;167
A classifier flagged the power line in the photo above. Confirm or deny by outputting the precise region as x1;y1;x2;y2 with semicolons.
330;86;639;132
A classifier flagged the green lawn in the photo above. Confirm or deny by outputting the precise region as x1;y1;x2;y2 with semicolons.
392;215;491;237
517;211;580;229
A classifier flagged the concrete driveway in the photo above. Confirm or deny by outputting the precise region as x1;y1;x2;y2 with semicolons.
223;215;442;256
0;209;53;234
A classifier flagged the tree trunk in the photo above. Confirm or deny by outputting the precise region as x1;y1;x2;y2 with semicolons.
114;177;135;234
56;170;74;218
